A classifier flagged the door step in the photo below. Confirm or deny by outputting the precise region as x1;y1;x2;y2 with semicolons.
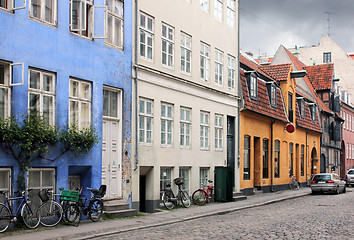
232;192;247;202
103;199;137;218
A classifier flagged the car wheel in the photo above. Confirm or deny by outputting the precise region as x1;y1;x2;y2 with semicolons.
311;190;318;195
335;186;340;195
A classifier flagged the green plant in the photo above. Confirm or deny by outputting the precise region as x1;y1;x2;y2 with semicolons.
0;113;98;191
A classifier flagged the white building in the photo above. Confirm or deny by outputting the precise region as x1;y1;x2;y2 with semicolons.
132;0;240;212
289;34;354;106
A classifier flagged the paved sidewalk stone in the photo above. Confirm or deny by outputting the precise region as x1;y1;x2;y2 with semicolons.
0;188;311;240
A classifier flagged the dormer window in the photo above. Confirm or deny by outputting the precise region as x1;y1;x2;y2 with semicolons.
309;104;316;122
288;92;293;122
297;97;305;119
266;82;277;107
249;75;257;100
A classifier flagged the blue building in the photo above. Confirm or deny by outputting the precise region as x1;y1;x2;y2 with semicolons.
0;0;132;204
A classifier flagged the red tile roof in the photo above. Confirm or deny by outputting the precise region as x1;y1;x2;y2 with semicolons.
303;64;334;91
295;101;322;133
259;63;292;82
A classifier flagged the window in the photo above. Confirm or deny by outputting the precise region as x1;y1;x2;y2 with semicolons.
323;52;331;63
301;145;304;176
162;23;174;68
160;168;172;196
69;78;91;129
161;103;173;146
199;168;209;188
270;84;277;107
27;168;55;204
28;69;56;125
215;49;223;85
274;140;280;178
310;105;316;122
243;136;250;180
288;92;293;122
249;75;257;99
263;139;269;179
289;143;293;177
106;0;124;48
29;0;57;25
200;42;210;81
200;0;209;12
200;111;209;150
226;0;235;28
139;12;154;60
139;98;153;144
181;32;192;74
0;168;11;203
215;114;223;150
1;0;25;11
214;0;223;21
300;99;305;118
179;168;190;195
70;0;93;38
180;107;191;148
227;55;235;89
103;88;120;118
0;62;10;119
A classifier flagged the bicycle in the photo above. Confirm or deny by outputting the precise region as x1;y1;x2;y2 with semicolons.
64;185;106;225
289;175;300;190
192;179;214;205
161;177;191;210
37;189;63;227
0;189;40;232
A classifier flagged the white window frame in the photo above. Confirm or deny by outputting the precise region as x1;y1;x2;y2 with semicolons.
179;167;190;195
215;114;223;151
200;111;210;150
0;0;26;11
250;75;257;99
161;102;173;147
29;0;57;25
105;0;123;48
200;0;209;12
139;98;153;144
215;49;223;85
270;84;277;107
214;0;223;21
200;42;210;81
69;78;92;129
227;55;235;89
0;168;11;203
70;0;93;38
0;61;11;119
181;32;192;75
27;168;55;203
103;87;121;120
199;168;209;188
28;68;56;125
226;0;235;28
139;12;154;61
161;23;174;68
180;107;191;148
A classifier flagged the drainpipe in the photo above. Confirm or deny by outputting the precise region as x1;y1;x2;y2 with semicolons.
270;119;275;192
133;0;139;171
306;131;309;185
236;0;242;191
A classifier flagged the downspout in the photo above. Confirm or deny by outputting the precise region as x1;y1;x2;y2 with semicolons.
306;131;309;184
270;119;275;192
236;0;242;190
133;0;139;171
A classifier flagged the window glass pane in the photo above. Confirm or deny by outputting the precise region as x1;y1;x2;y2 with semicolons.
0;65;5;85
29;93;40;113
81;82;91;100
31;0;41;19
0;170;9;189
70;100;79;124
43;95;53;123
139;100;145;114
43;73;53;92
30;70;40;89
146;101;152;115
44;0;54;23
110;91;118;118
28;171;40;188
103;90;109;116
107;14;113;43
42;170;53;187
0;88;7;119
70;80;79;97
114;18;122;47
80;102;90;128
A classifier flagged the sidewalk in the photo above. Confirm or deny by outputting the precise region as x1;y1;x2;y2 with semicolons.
1;188;311;240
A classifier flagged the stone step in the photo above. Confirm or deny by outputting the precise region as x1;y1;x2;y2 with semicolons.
233;195;247;202
103;202;130;211
104;209;137;218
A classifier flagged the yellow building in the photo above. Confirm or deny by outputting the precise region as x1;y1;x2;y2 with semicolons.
240;51;322;195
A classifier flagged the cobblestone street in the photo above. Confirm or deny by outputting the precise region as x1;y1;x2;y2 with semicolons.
102;190;354;240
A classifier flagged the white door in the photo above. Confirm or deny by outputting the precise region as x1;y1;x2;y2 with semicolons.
102;88;122;199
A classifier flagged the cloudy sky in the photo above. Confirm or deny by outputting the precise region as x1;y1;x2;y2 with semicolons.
240;0;354;58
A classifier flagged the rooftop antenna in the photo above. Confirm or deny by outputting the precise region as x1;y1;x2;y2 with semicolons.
325;11;334;37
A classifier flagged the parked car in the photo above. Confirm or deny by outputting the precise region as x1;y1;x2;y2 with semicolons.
310;173;346;194
345;169;354;187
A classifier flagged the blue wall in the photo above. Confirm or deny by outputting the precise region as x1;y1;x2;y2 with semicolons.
0;0;132;199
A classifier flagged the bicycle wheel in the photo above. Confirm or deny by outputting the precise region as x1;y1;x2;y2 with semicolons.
21;202;40;229
0;203;11;233
192;189;208;205
180;191;191;208
162;192;175;210
88;199;103;222
65;203;80;226
38;201;63;227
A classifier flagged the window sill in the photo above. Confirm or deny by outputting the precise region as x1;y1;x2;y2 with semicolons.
29;16;57;28
70;31;93;41
200;148;210;151
104;42;124;51
139;56;154;63
0;7;13;14
139;142;153;147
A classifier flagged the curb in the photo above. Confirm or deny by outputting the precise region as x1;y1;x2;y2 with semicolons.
74;191;311;240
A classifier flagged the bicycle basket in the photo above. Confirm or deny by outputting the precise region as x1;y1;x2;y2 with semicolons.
60;190;80;202
38;189;50;202
173;177;184;186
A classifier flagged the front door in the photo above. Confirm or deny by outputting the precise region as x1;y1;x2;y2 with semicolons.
102;88;122;199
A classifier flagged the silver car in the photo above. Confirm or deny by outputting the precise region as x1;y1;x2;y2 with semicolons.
345;169;354;187
310;173;346;194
